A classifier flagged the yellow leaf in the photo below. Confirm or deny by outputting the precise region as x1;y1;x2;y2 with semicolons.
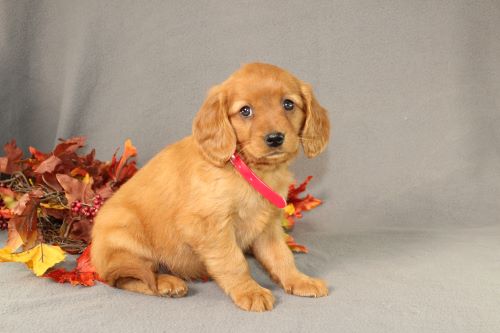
82;173;91;185
3;196;17;210
283;204;295;215
40;202;66;210
0;244;66;276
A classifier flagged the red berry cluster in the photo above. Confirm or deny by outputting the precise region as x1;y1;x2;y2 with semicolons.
70;195;104;220
0;197;7;230
0;217;7;230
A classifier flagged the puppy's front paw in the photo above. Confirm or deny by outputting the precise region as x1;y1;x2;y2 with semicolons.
232;286;275;312
283;275;328;297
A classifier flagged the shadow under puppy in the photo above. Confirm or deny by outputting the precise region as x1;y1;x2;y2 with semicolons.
91;63;330;312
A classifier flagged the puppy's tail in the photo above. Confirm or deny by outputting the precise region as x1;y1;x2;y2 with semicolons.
105;264;158;295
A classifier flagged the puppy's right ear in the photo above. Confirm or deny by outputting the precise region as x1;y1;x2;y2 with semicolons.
192;85;236;166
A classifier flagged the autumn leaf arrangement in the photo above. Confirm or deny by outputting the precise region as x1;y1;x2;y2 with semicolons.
0;137;322;286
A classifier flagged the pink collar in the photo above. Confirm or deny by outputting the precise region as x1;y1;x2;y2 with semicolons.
230;153;287;209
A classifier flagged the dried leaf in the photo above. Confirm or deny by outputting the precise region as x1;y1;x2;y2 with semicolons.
6;223;23;251
53;137;86;156
287;176;313;202
284;176;322;227
56;174;95;204
292;195;322;219
0;243;66;276
0;208;12;219
0;187;16;198
70;167;88;177
11;193;30;215
45;245;100;286
40;202;66;210
10;191;42;249
116;139;137;173
68;218;93;243
34;155;62;174
95;183;114;200
41;173;63;192
108;139;138;184
0;140;23;173
285;234;308;253
29;146;48;161
281;204;296;230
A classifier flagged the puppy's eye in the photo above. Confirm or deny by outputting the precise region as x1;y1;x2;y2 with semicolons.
239;106;253;118
283;99;294;111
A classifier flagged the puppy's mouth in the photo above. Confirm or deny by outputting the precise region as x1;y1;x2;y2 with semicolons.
264;151;286;158
236;145;297;167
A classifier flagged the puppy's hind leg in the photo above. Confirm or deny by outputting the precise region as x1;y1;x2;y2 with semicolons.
105;251;188;297
115;273;188;298
105;250;159;296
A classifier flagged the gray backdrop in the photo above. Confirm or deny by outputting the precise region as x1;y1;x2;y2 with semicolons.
1;1;499;332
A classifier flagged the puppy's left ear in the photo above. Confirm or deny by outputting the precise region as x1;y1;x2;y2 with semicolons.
300;83;330;158
192;85;236;166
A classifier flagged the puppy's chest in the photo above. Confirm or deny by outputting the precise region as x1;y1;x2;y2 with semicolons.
231;173;288;250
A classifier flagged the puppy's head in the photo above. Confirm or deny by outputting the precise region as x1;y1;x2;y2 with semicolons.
193;63;330;167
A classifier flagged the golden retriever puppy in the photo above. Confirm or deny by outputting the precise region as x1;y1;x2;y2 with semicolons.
91;63;330;312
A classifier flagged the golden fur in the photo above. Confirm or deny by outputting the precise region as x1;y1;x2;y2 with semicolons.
91;63;330;311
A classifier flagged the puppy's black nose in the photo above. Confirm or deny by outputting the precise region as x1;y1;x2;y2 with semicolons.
265;132;285;147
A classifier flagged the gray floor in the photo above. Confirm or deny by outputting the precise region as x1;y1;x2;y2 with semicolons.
1;180;499;332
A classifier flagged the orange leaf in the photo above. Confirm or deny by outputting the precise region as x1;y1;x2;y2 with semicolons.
0;208;12;219
70;167;88;177
116;139;137;172
29;146;48;161
287;176;313;202
285;234;308;253
293;195;322;218
286;176;322;219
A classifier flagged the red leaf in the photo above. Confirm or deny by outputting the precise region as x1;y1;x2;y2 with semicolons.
44;244;101;286
0;187;16;198
285;234;308;253
34;155;62;174
108;139;138;185
287;176;313;202
0;208;12;219
0;140;23;173
53;137;86;156
29;146;48;161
